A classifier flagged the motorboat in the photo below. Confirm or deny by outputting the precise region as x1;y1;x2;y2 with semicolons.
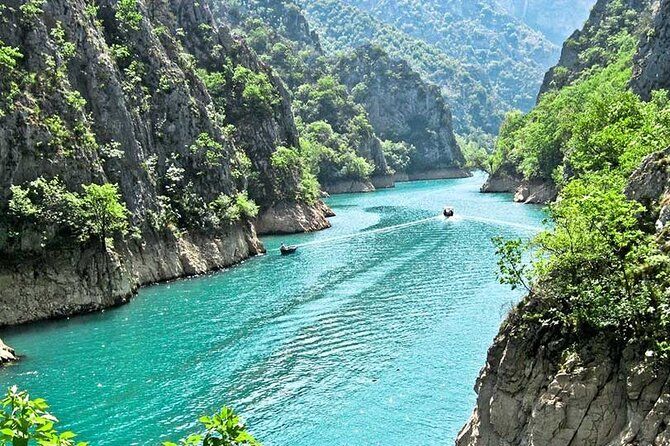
443;207;454;218
280;244;298;255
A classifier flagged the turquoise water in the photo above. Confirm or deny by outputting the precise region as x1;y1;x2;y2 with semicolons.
0;174;545;445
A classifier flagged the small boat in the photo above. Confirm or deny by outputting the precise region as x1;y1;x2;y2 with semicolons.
443;207;454;218
280;245;298;255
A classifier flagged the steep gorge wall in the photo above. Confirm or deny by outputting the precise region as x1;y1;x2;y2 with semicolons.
461;150;670;445
335;45;468;177
456;305;670;446
0;0;329;328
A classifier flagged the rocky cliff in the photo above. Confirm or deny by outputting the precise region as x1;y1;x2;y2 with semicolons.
0;0;330;329
335;45;468;178
631;0;670;100
538;0;653;99
456;300;670;446
460;147;670;444
480;165;557;204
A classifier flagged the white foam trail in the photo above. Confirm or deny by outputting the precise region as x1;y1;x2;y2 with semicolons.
291;214;543;250
295;215;442;248
460;215;542;232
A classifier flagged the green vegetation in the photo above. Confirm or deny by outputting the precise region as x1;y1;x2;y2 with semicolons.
298;0;561;135
492;34;670;351
232;66;279;114
493;39;670;184
0;386;261;446
164;407;260;446
189;133;227;167
81;183;129;246
0;386;87;446
541;0;653;94
3;178;129;251
18;0;46;20
381;140;415;174
115;0;143;31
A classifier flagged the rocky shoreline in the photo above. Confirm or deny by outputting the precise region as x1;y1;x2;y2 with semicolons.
456;303;670;446
0;201;332;363
323;168;471;195
480;169;557;204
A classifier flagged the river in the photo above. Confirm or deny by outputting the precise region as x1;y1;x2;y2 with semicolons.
0;173;545;445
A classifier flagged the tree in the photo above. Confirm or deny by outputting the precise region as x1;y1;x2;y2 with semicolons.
81;183;129;246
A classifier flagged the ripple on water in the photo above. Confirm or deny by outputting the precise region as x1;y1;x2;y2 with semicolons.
0;174;546;446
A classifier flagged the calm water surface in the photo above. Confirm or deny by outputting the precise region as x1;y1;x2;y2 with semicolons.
0;173;545;445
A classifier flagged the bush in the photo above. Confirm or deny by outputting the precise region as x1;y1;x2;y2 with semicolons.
81;183;129;245
0;386;87;446
4;178;129;250
381;140;416;173
163;407;259;446
232;66;279;114
115;0;142;31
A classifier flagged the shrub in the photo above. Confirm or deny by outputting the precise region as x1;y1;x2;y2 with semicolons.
189;133;227;167
232;66;279;114
0;386;87;446
234;192;259;219
163;407;259;446
5;178;129;250
115;0;142;31
381;140;416;173
81;183;129;245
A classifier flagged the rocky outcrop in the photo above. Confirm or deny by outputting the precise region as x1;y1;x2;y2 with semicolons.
254;201;333;234
322;179;376;194
0;0;330;334
513;180;558;204
456;307;670;446
626;147;670;231
481;167;556;204
538;0;653;99
0;340;16;364
632;0;670;100
335;45;466;174
0;225;262;326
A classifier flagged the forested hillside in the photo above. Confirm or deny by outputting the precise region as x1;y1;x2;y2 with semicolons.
459;0;670;443
215;0;467;192
298;0;594;138
495;0;594;44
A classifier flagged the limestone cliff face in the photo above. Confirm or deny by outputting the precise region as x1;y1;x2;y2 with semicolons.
335;45;467;176
459;148;670;445
0;0;329;328
538;0;653;99
632;0;670;100
456;307;670;446
480;166;557;204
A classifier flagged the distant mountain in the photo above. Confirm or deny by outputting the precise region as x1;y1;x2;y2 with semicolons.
299;0;595;138
495;0;595;45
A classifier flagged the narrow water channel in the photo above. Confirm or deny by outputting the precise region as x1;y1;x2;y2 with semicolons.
0;173;546;445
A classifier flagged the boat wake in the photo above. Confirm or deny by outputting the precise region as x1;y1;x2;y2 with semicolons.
291;213;543;251
294;215;442;248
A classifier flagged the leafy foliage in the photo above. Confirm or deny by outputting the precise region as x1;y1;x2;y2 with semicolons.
3;178;129;251
380;140;415;174
298;0;566;135
163;407;260;446
115;0;143;31
81;183;129;246
492;32;670;351
0;386;87;446
232;66;279;114
492;40;670;183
